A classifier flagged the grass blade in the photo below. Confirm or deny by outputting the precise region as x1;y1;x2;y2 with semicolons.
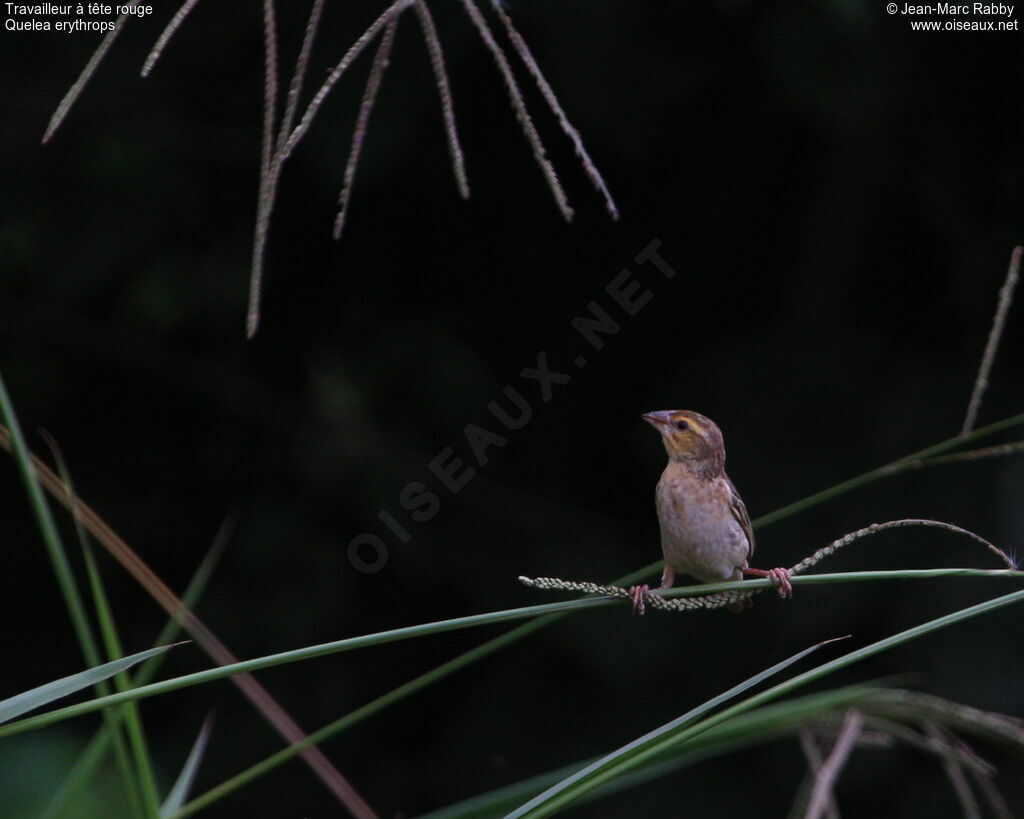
40;527;230;819
422;685;878;818
505;638;846;817
509;587;1024;816
0;373;103;674
0;645;181;725
160;714;215;816
81;539;161;817
46;429;161;818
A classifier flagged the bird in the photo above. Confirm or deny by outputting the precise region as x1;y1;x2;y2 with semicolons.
629;410;792;614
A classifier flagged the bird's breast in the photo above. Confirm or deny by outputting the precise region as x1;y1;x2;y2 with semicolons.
655;472;749;583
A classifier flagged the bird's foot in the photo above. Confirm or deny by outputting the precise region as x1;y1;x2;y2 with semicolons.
628;584;650;615
743;567;794;598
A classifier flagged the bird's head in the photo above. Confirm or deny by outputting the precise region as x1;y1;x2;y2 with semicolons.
642;409;726;469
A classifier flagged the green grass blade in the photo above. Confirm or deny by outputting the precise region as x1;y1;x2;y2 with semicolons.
2;568;1021;742
753;411;1024;529
46;429;160;818
79;541;146;819
136;520;232;688
81;540;161;818
40;533;228;819
0;645;180;724
5;385;1019;813
160;714;215;817
167;616;559;818
511;587;1024;816
0;373;104;671
505;638;846;817
0;600;606;740
421;685;878;818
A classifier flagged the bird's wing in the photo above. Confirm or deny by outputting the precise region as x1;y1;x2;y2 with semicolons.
726;477;755;560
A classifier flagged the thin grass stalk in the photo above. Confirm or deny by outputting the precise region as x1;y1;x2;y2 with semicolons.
965;760;1015;819
168;615;558;818
142;0;204;77
790;730;839;819
0;401;374;817
38;433;144;816
334;12;400;240
521;518;1017;612
925;723;982;819
281;0;414;162
40;528;230;819
422;686;880;819
245;0;282;339
752;411;1024;531
413;0;470;198
244;0;324;338
962;246;1021;435
0;375;152;810
506;638;848;818
0;374;103;671
42;8;133;143
161;713;216;815
5;411;1022;810
278;0;326;147
857;717;991;775
247;0;413;338
897;440;1024;470
45;431;161;817
4;567;1022;744
804;710;862;819
489;0;617;219
459;0;573;220
81;541;161;818
165;417;1024;813
508;587;1024;816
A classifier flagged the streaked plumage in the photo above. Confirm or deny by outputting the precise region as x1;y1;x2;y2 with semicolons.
630;409;791;614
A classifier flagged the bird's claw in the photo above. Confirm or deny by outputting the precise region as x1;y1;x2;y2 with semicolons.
767;567;793;598
742;566;794;599
628;584;649;616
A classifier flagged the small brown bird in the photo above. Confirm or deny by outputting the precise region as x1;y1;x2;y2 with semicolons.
630;410;792;614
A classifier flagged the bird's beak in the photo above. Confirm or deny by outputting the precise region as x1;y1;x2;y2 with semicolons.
642;410;675;429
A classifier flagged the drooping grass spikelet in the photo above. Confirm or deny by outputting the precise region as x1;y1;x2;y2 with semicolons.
334;12;401;240
892;440;1024;472
281;0;414;162
521;518;1018;612
789;518;1016;575
490;0;618;220
245;0;283;339
459;0;574;221
246;0;328;339
414;0;470;199
278;0;327;149
249;0;413;337
962;246;1021;435
141;0;204;77
43;11;133;143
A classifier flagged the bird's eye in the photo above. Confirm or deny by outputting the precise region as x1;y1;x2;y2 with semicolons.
674;420;689;431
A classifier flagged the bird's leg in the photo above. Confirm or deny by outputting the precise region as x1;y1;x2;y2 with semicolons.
742;566;793;598
628;584;649;615
628;565;676;616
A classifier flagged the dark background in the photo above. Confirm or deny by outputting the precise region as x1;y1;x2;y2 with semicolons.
2;1;1023;816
